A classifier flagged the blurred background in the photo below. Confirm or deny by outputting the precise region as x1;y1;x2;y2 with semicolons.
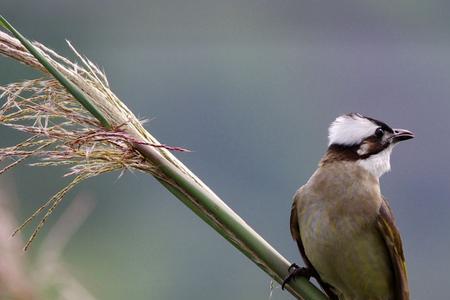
1;1;449;299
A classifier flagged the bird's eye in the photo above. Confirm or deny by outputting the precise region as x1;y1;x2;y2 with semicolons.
375;127;384;138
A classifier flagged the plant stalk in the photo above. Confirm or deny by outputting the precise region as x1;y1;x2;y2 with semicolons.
135;143;328;300
0;15;328;300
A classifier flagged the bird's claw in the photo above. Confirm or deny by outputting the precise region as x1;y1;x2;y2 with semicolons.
288;263;299;272
281;263;313;290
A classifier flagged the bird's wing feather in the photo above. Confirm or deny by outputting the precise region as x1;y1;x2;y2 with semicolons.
376;197;410;300
290;197;338;299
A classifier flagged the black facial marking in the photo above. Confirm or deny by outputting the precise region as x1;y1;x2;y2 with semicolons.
323;113;394;165
358;135;390;158
324;136;391;164
344;113;394;133
365;116;394;134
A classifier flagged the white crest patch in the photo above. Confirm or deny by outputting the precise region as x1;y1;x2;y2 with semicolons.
328;114;378;146
357;145;393;178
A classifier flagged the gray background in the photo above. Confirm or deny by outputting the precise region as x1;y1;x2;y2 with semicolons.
1;1;449;299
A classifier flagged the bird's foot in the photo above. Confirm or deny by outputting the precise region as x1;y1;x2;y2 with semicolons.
281;263;313;290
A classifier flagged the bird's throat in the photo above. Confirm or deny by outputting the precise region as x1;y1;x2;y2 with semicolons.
357;145;393;178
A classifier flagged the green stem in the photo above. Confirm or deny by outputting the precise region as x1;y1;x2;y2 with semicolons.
136;144;328;300
0;15;328;300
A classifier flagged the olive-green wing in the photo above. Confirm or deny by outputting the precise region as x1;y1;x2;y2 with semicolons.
290;197;338;300
377;198;410;300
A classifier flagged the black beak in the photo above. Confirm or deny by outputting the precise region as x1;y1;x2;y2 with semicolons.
391;128;415;143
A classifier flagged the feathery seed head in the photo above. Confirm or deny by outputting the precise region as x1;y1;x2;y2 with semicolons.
0;31;187;250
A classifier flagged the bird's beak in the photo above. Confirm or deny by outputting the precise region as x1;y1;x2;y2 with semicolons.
391;128;415;143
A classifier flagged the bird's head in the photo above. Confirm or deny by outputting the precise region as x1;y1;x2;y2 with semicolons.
323;113;414;177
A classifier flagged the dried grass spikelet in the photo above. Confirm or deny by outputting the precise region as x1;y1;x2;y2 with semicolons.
0;31;188;250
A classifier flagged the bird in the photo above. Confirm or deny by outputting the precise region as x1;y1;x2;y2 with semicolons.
282;113;413;300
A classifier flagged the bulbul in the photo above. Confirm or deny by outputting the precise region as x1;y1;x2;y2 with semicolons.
283;113;413;300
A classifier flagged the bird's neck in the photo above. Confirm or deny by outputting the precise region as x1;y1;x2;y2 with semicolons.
320;144;393;179
357;146;393;178
320;144;360;166
309;161;382;203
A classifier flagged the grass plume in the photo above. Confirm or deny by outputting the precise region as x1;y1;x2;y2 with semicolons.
0;30;187;250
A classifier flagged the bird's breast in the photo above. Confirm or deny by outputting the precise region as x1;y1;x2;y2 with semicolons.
296;162;394;299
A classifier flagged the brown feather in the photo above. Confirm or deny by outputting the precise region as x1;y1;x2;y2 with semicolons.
377;198;410;300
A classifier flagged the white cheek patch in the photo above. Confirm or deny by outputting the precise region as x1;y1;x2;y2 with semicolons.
357;142;370;156
357;145;393;178
328;114;378;146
